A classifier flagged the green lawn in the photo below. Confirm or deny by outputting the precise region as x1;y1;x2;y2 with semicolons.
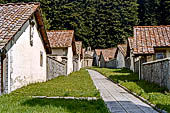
0;95;108;113
0;69;109;113
89;67;170;112
11;69;99;97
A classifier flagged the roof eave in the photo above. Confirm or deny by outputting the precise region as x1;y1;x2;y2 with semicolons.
34;6;52;54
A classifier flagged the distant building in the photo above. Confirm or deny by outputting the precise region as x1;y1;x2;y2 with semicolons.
114;44;130;68
82;47;94;67
129;26;170;75
73;41;83;71
94;48;117;68
47;30;76;75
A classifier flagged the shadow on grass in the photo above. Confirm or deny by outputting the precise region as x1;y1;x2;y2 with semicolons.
111;68;133;73
156;104;170;112
22;98;109;113
108;72;167;93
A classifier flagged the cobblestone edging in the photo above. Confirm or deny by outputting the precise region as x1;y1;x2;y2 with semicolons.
106;75;168;113
32;96;99;100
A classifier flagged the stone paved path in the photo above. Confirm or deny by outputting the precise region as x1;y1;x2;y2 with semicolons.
87;69;158;113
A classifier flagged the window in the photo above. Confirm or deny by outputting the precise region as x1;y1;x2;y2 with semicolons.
155;52;165;60
40;51;43;67
29;18;35;46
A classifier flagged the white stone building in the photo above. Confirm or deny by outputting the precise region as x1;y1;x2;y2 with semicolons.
73;41;83;71
47;30;76;75
0;3;51;94
94;48;117;68
129;26;170;75
114;44;130;69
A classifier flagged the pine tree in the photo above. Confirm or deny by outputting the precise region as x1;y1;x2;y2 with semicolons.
2;0;139;49
138;0;161;25
160;0;170;25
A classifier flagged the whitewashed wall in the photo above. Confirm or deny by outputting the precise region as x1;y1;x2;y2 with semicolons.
78;54;81;70
51;48;67;62
130;51;134;71
51;47;73;75
7;17;47;92
142;58;170;90
116;50;125;68
67;46;73;74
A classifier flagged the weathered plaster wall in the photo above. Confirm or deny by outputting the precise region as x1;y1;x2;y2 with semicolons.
47;56;66;80
0;56;1;94
142;58;170;90
78;54;81;70
99;54;105;68
7;18;47;92
73;54;82;72
116;50;125;68
73;56;78;72
67;46;73;75
105;59;117;68
52;48;67;55
83;59;93;67
73;54;82;71
130;51;135;71
125;57;131;69
166;49;170;57
51;48;67;62
50;47;73;75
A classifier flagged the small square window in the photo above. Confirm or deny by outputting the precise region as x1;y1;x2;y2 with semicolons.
40;51;43;67
156;52;165;59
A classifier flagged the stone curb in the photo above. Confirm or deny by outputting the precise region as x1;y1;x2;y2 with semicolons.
31;96;99;100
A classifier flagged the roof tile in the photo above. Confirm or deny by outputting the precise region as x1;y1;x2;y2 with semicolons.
117;44;127;57
95;48;116;61
133;26;170;54
47;30;74;48
75;41;82;55
0;2;40;49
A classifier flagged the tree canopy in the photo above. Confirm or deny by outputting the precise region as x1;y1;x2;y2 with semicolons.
0;0;169;49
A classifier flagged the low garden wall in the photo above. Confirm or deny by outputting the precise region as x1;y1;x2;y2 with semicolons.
142;58;170;90
83;59;93;67
47;56;67;80
134;61;139;73
105;59;117;68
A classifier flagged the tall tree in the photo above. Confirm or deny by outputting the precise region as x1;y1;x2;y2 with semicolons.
138;0;161;25
2;0;139;49
160;0;170;25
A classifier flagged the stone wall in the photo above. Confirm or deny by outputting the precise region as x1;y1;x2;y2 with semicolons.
142;58;170;90
83;59;93;67
125;58;131;69
134;61;139;73
73;58;78;72
0;56;1;95
47;56;66;80
105;59;117;68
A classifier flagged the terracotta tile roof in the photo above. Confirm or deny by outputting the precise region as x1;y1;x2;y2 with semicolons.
128;37;134;50
117;44;127;57
95;48;116;61
47;30;74;48
75;41;82;55
0;2;40;49
133;26;170;55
